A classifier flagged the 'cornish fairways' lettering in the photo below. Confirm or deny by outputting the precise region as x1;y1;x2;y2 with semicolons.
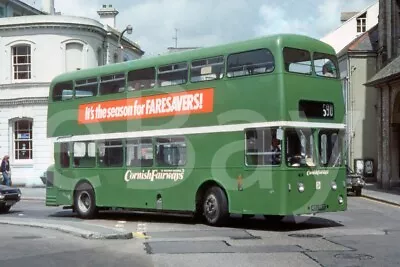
124;169;185;182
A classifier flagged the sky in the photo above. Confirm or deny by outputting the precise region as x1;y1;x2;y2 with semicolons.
23;0;377;56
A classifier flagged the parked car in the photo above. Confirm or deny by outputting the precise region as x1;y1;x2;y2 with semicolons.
346;165;365;196
0;184;21;213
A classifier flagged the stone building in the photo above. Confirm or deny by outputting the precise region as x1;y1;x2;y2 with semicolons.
321;2;379;178
365;0;400;189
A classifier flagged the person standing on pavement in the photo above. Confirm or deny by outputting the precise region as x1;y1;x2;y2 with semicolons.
1;155;11;186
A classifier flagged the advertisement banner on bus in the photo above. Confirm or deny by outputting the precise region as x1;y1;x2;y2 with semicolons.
77;88;214;124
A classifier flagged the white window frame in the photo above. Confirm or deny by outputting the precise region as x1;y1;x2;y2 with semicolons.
12;44;32;81
357;14;367;33
12;119;33;162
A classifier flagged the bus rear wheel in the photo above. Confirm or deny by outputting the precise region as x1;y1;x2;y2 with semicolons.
74;182;98;219
202;186;229;226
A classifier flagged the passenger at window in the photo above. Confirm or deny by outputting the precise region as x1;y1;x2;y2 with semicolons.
322;62;334;77
270;138;281;165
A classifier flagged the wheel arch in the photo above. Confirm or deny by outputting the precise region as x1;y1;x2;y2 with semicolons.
73;179;96;205
195;179;230;213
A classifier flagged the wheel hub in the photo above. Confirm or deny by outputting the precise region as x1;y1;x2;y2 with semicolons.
205;195;217;217
78;192;91;213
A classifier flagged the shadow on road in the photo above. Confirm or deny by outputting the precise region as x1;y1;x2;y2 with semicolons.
47;209;343;232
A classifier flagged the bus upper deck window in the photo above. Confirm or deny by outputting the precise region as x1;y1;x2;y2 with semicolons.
227;49;274;78
283;47;312;75
127;67;156;91
52;81;73;101
314;52;339;78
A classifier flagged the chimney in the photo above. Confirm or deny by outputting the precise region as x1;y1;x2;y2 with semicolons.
340;12;359;23
97;4;119;29
42;0;55;15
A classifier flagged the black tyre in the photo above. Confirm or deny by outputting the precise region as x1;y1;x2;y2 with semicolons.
202;186;229;226
355;187;362;196
0;205;11;213
74;182;98;219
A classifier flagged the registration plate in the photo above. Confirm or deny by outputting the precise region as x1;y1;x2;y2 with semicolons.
311;204;327;211
6;201;15;206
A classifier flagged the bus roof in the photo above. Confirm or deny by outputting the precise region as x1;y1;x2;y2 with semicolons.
50;34;335;86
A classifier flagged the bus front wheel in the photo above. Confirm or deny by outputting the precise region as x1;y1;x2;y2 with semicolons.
74;182;98;219
203;186;229;226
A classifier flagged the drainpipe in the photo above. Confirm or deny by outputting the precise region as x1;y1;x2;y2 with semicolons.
349;60;357;169
346;55;351;167
103;31;111;65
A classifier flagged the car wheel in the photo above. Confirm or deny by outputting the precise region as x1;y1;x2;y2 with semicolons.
74;182;98;219
0;205;11;213
202;186;229;226
355;187;362;196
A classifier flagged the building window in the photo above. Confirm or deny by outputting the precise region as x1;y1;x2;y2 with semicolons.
14;120;33;160
357;13;366;33
12;45;31;80
65;42;83;72
0;6;5;18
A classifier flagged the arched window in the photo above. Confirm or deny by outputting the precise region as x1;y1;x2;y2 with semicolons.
65;42;83;71
12;44;31;80
13;119;33;160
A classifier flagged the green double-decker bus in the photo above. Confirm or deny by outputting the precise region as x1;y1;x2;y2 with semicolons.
45;34;347;226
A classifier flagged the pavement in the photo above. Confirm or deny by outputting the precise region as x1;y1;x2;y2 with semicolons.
0;217;134;240
361;182;400;206
4;187;138;240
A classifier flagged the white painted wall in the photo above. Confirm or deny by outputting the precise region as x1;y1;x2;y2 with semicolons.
0;104;53;186
0;15;143;186
320;1;379;53
0;27;139;86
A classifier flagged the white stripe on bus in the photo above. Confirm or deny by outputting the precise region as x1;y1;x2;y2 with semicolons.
53;121;346;142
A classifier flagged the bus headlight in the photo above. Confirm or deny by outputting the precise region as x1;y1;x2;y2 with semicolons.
331;181;337;191
298;183;305;193
338;195;344;204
